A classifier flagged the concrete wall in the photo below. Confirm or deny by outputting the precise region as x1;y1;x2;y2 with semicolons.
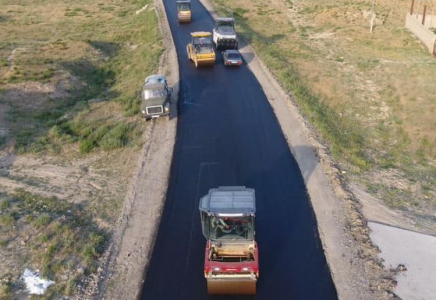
405;13;436;54
423;14;436;29
412;13;436;29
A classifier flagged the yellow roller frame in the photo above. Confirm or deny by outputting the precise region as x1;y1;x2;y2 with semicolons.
190;32;212;38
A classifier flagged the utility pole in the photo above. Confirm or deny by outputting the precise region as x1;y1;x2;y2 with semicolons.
370;0;376;33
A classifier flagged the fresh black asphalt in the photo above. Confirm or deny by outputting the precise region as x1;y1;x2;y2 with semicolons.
139;0;338;299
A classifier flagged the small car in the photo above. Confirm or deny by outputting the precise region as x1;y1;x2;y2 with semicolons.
222;50;243;66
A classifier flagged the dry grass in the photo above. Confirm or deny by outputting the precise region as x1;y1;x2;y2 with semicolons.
0;0;163;155
212;0;436;227
0;0;162;298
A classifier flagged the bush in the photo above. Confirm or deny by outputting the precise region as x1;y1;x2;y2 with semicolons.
82;244;98;264
88;125;110;141
99;123;130;150
65;278;76;295
79;139;96;154
0;215;15;227
0;199;10;210
34;213;51;228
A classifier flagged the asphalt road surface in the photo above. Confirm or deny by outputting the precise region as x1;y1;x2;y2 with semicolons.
139;0;338;299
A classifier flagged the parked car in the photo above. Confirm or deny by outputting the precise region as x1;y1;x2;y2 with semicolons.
222;50;243;66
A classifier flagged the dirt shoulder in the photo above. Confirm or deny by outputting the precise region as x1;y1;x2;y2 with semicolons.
87;1;179;299
199;1;397;299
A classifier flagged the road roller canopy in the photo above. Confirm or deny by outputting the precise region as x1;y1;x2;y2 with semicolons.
191;31;212;38
191;33;213;53
200;187;255;240
177;0;190;11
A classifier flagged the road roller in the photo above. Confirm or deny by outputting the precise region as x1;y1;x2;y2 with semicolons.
187;32;216;67
177;0;191;23
199;186;259;295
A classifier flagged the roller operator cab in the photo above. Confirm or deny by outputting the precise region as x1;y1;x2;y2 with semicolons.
187;32;216;67
199;187;259;295
140;75;172;120
177;0;191;23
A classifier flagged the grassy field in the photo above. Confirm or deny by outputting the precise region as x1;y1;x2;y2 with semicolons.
211;0;436;228
0;0;162;298
0;0;162;154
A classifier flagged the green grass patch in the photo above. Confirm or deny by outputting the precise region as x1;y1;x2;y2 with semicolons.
34;213;51;228
0;282;13;300
0;214;15;228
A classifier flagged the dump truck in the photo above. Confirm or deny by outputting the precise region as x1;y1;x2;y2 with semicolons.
177;0;191;23
213;17;238;50
140;74;172;120
199;186;259;295
187;32;216;67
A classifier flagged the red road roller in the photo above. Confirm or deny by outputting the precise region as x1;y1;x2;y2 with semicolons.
199;186;259;295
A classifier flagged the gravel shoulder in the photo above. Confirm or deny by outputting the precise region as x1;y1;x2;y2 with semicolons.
198;1;398;299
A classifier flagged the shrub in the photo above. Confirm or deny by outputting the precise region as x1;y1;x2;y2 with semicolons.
79;139;96;154
34;213;51;228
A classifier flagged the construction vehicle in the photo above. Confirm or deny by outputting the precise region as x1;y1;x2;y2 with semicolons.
140;74;172;120
213;17;238;50
187;32;216;67
199;186;259;295
177;0;191;23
